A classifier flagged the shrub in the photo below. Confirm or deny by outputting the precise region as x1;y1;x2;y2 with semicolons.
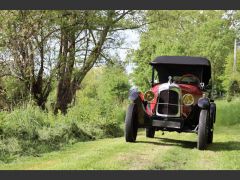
1;105;48;140
216;98;240;126
0;137;21;163
0;66;128;162
0;100;125;162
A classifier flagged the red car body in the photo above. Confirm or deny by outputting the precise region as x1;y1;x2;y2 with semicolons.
125;56;217;150
141;83;203;117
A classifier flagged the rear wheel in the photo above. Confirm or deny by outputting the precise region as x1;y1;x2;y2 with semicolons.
125;104;138;142
197;109;209;150
146;127;155;138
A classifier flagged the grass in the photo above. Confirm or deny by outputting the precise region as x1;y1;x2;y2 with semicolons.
215;97;240;125
0;124;239;170
148;125;240;170
0;103;124;162
0;99;239;170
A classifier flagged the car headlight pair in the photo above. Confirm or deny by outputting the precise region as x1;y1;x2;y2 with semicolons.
144;91;194;105
182;94;194;106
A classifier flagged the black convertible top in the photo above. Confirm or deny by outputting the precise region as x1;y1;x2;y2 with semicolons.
150;56;210;66
149;56;211;85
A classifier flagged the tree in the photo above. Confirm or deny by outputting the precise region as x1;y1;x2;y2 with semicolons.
222;50;240;99
0;10;145;113
131;10;235;95
54;10;144;114
0;10;58;109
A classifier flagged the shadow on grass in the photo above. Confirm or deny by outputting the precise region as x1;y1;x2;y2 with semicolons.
136;137;196;149
208;141;240;151
137;137;240;151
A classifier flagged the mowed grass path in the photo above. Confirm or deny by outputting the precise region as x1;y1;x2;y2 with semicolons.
0;125;239;170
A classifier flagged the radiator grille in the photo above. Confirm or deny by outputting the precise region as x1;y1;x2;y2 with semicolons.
157;90;179;115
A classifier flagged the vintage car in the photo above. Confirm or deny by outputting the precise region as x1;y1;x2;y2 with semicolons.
125;56;216;150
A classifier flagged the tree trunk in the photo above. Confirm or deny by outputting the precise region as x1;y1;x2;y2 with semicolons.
54;10;129;114
54;26;76;114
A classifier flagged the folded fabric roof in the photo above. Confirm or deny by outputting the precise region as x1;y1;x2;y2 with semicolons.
149;56;210;66
149;56;211;85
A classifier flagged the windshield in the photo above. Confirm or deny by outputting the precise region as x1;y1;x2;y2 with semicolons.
173;75;200;85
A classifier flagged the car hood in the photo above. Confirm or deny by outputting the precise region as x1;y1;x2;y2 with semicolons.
151;83;202;96
178;83;202;95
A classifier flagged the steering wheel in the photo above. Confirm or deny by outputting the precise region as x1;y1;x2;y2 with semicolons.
177;74;200;84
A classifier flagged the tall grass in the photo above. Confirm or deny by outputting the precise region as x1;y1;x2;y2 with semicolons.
216;98;240;126
0;66;129;163
0;102;125;163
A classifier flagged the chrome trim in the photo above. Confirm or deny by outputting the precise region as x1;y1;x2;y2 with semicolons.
156;82;182;117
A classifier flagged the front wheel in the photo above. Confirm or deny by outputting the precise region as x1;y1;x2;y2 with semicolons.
208;128;213;144
125;104;138;142
208;103;216;144
207;113;214;144
146;127;155;138
197;109;209;150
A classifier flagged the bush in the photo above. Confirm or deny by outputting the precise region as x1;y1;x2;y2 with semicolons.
0;99;126;162
66;98;125;138
0;138;21;163
0;104;100;159
216;98;240;126
1;105;48;140
0;66;129;162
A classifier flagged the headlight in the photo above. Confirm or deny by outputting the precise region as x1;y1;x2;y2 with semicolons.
182;94;194;106
144;90;155;102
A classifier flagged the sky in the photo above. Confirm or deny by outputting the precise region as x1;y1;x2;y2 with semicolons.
118;29;140;74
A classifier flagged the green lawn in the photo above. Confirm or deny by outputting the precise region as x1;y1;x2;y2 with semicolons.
0;124;239;170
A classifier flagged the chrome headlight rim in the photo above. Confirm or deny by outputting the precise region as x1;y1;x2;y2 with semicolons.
144;90;155;102
182;93;194;106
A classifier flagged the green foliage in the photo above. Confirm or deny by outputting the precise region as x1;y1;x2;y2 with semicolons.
131;10;235;94
0;138;22;163
222;51;240;100
1;76;29;109
0;65;129;162
69;65;130;138
0;82;7;110
216;98;240;126
0;105;96;161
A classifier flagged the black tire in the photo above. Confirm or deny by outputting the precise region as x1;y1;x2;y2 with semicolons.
125;104;138;142
197;109;209;150
146;127;155;138
208;114;214;144
208;104;216;144
208;128;213;144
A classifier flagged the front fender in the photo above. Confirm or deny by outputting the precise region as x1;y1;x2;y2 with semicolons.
128;87;152;127
128;87;139;101
198;97;210;110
